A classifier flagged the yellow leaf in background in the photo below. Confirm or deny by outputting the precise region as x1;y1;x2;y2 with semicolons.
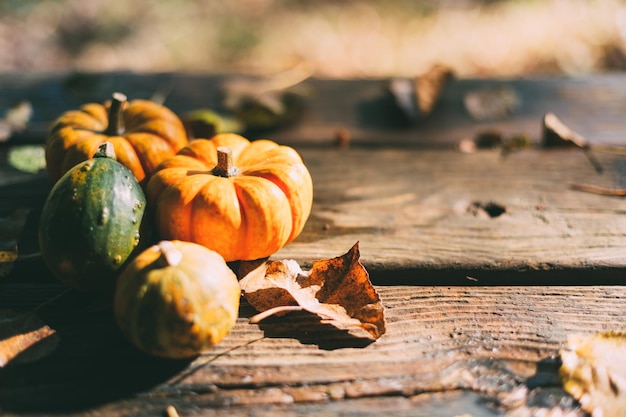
239;242;386;340
560;332;626;417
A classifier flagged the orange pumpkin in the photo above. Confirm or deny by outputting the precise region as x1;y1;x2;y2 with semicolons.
45;92;188;185
114;240;240;358
146;133;313;261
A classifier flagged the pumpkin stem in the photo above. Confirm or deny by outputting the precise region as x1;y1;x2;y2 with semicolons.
93;142;117;160
212;147;240;177
157;241;183;268
105;92;127;136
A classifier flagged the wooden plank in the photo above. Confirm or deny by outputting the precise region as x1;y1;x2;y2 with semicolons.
3;72;626;147
2;73;626;416
3;146;626;281
283;147;626;281
0;283;615;416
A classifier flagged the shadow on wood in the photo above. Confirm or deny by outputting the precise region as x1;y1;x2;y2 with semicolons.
0;305;192;413
255;310;374;350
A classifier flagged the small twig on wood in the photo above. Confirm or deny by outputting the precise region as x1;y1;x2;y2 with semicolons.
249;306;306;324
32;288;73;313
569;183;626;197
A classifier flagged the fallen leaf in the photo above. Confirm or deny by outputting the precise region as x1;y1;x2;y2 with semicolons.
239;242;385;340
415;64;454;116
0;209;30;278
560;332;626;417
389;64;454;120
464;85;519;121
182;108;244;139
542;112;588;149
5;101;33;132
542;112;604;173
0;120;11;143
0;309;58;367
0;101;33;143
7;145;46;174
221;65;312;132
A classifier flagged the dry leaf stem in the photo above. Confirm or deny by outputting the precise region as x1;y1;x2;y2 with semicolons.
569;183;626;197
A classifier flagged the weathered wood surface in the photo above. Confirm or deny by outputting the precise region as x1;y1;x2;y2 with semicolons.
2;72;626;416
2;71;626;147
0;282;620;416
280;148;626;282
4;146;626;282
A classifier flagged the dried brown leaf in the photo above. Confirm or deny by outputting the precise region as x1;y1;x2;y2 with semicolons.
560;332;626;417
389;64;454;120
542;113;604;174
0;310;58;367
239;242;385;340
415;64;454;116
542;112;587;148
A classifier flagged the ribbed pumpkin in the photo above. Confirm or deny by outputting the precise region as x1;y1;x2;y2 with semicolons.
39;142;147;292
114;240;240;359
146;133;313;261
45;92;188;186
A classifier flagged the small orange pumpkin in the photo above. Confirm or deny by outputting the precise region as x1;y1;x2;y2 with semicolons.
146;133;313;261
45;92;188;185
114;240;240;359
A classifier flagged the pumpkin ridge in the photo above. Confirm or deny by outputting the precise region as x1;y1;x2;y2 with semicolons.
61;135;106;177
241;166;312;242
160;174;213;242
244;171;296;237
233;176;292;260
123;132;171;178
232;180;251;260
192;176;244;259
45;94;188;184
114;240;240;358
40;146;146;292
80;103;109;125
145;134;311;262
103;136;146;183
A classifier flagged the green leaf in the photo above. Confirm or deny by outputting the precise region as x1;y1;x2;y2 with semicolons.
7;145;46;174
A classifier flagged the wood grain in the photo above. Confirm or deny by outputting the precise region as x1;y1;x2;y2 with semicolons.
3;72;626;148
4;146;626;283
281;148;626;283
2;73;626;416
0;284;615;416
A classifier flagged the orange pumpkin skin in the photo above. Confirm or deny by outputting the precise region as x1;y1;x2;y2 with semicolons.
114;240;240;359
45;93;188;186
146;133;313;261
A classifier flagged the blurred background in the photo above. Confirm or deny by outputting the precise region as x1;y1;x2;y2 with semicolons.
1;0;626;78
